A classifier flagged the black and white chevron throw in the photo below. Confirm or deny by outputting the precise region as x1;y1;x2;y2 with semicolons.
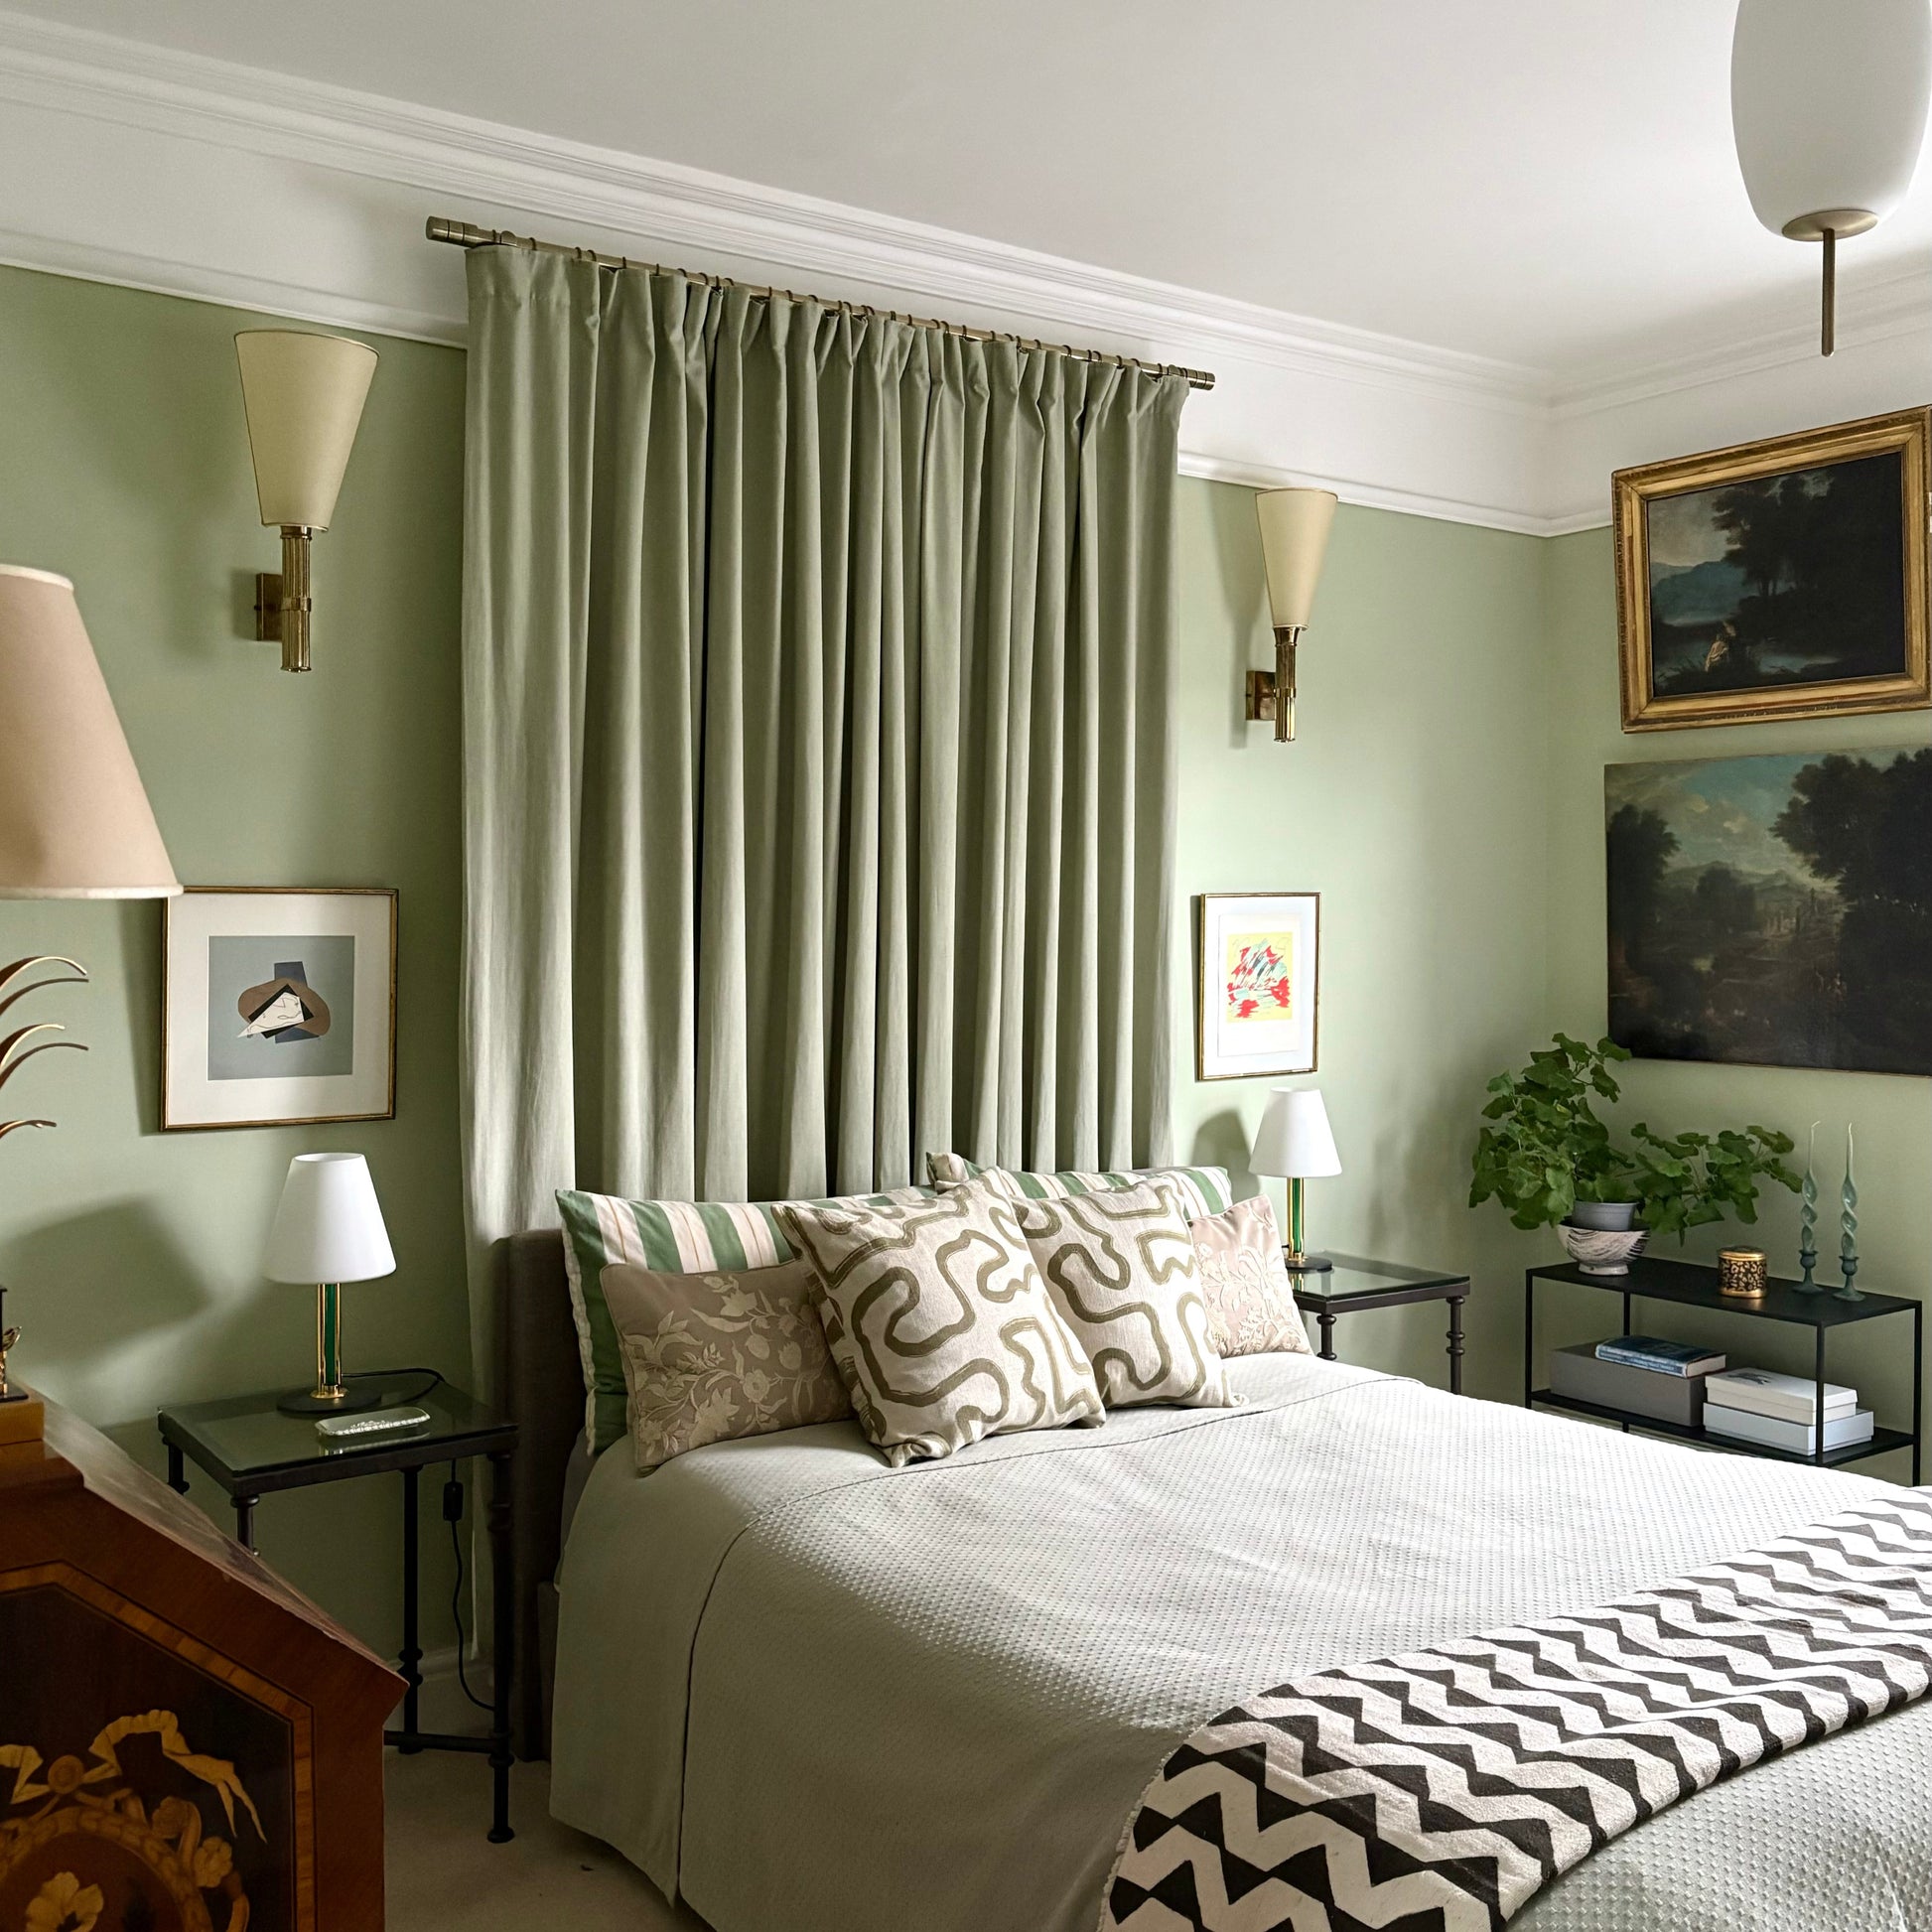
1103;1493;1932;1931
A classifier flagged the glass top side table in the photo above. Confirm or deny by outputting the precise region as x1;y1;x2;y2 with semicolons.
1291;1253;1474;1393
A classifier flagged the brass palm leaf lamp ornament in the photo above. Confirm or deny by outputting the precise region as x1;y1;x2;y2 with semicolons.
1246;487;1338;742
0;564;182;1410
1730;0;1931;356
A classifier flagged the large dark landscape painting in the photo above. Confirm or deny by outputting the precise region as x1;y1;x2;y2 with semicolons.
1605;749;1932;1074
1644;454;1907;699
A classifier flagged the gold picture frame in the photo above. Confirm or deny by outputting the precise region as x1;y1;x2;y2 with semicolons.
161;887;398;1131
1193;892;1319;1082
1613;407;1931;732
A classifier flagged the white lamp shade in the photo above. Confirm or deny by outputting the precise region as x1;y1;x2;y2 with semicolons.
235;330;377;530
0;565;180;899
1731;0;1932;236
1255;487;1338;630
1251;1087;1341;1179
264;1152;397;1284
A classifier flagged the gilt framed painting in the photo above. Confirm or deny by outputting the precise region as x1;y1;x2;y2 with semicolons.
1613;407;1931;732
1194;893;1319;1081
1605;749;1932;1075
162;888;397;1130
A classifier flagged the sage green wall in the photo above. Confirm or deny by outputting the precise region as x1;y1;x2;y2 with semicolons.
1541;527;1929;1478
0;264;470;1649
1171;480;1556;1398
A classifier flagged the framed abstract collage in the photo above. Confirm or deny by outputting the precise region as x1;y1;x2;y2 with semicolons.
161;888;397;1130
1194;892;1319;1081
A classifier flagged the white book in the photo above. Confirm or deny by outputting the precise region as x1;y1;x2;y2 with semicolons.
1704;1402;1873;1456
1705;1367;1857;1426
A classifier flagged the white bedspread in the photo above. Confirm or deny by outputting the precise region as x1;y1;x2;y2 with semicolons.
551;1354;1932;1932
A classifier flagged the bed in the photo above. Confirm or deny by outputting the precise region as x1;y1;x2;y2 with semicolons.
494;1231;1932;1932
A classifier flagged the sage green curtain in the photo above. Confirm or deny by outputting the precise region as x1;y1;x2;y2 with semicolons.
461;245;1186;1282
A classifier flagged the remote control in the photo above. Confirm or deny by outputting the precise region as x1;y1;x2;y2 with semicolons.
315;1406;433;1443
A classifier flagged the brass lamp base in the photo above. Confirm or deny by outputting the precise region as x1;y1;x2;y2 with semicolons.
273;1280;378;1415
1283;1252;1333;1273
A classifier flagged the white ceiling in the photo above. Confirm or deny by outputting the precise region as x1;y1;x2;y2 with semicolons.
10;0;1932;374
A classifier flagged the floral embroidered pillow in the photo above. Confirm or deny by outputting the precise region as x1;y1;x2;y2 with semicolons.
601;1258;852;1473
1188;1193;1312;1358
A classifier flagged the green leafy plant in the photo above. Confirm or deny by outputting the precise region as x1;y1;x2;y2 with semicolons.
1468;1035;1636;1230
1468;1033;1801;1238
1623;1124;1800;1241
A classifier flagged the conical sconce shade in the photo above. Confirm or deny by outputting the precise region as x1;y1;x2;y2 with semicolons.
0;565;180;899
1255;487;1338;630
235;330;377;531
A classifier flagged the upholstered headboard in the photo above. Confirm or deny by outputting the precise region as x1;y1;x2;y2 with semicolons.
492;1229;586;1758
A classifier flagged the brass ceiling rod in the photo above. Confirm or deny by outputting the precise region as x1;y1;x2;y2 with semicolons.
425;215;1216;391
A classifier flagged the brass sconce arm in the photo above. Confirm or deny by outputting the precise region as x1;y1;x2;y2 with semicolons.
254;526;316;674
1244;624;1305;743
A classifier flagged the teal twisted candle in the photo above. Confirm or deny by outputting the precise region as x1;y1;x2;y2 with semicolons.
1796;1120;1820;1292
1835;1122;1862;1303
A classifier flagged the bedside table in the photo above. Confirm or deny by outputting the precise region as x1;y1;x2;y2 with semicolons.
1292;1254;1473;1393
157;1371;518;1842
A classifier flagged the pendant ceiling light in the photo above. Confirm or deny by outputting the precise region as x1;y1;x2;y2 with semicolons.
1731;0;1932;355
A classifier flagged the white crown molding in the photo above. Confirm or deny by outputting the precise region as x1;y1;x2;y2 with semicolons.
0;6;1925;540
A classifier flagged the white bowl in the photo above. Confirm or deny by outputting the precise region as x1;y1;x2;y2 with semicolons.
1557;1222;1648;1276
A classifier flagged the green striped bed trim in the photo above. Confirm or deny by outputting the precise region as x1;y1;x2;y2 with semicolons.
924;1153;1233;1221
557;1184;932;1453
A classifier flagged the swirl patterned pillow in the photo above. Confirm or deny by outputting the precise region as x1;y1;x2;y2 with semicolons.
1008;1177;1236;1409
774;1187;1104;1467
1188;1193;1312;1357
601;1259;853;1473
926;1154;1233;1221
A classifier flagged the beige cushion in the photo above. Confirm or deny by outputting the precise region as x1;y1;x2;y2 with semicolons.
774;1187;1104;1466
1008;1177;1236;1409
602;1258;852;1473
1189;1194;1312;1358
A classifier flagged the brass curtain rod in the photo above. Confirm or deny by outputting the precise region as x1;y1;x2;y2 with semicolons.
425;216;1216;391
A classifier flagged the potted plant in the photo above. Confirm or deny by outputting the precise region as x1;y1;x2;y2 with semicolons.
1469;1034;1800;1274
1468;1035;1641;1233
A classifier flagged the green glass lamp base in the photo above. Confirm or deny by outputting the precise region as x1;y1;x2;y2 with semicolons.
275;1280;379;1415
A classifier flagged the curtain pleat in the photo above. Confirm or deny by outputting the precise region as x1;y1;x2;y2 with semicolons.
461;246;1186;1379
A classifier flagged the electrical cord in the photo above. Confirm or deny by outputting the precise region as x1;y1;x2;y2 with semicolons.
446;1458;492;1714
345;1364;446;1407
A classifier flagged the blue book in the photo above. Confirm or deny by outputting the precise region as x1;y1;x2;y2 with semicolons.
1592;1335;1725;1377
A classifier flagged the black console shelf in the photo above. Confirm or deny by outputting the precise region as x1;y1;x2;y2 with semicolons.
1524;1256;1921;1481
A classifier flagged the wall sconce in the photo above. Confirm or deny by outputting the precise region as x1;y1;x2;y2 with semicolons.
1245;486;1337;742
236;331;377;673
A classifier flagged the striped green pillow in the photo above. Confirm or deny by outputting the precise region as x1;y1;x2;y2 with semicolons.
925;1154;1234;1221
557;1183;933;1453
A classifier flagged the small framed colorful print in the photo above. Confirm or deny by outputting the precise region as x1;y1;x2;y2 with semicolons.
1195;893;1319;1082
162;888;397;1130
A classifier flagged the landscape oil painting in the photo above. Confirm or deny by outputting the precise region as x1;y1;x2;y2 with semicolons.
1614;409;1930;732
1605;749;1932;1075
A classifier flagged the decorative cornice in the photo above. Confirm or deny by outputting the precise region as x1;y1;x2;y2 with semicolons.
0;8;1548;410
0;6;1924;541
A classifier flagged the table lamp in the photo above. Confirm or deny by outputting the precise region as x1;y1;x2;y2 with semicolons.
1252;1086;1342;1272
0;563;181;1413
264;1152;396;1414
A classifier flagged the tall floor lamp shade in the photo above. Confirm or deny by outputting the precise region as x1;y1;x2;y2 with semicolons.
264;1152;397;1414
1252;1086;1342;1272
0;564;180;1405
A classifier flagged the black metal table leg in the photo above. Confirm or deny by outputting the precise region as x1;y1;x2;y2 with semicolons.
1523;1274;1534;1408
1913;1302;1922;1487
233;1494;256;1551
166;1443;188;1496
398;1464;423;1751
487;1449;515;1844
1315;1311;1337;1361
1447;1294;1466;1396
1814;1327;1829;1467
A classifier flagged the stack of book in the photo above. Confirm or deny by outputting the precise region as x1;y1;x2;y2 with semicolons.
1703;1368;1874;1456
1547;1335;1725;1427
